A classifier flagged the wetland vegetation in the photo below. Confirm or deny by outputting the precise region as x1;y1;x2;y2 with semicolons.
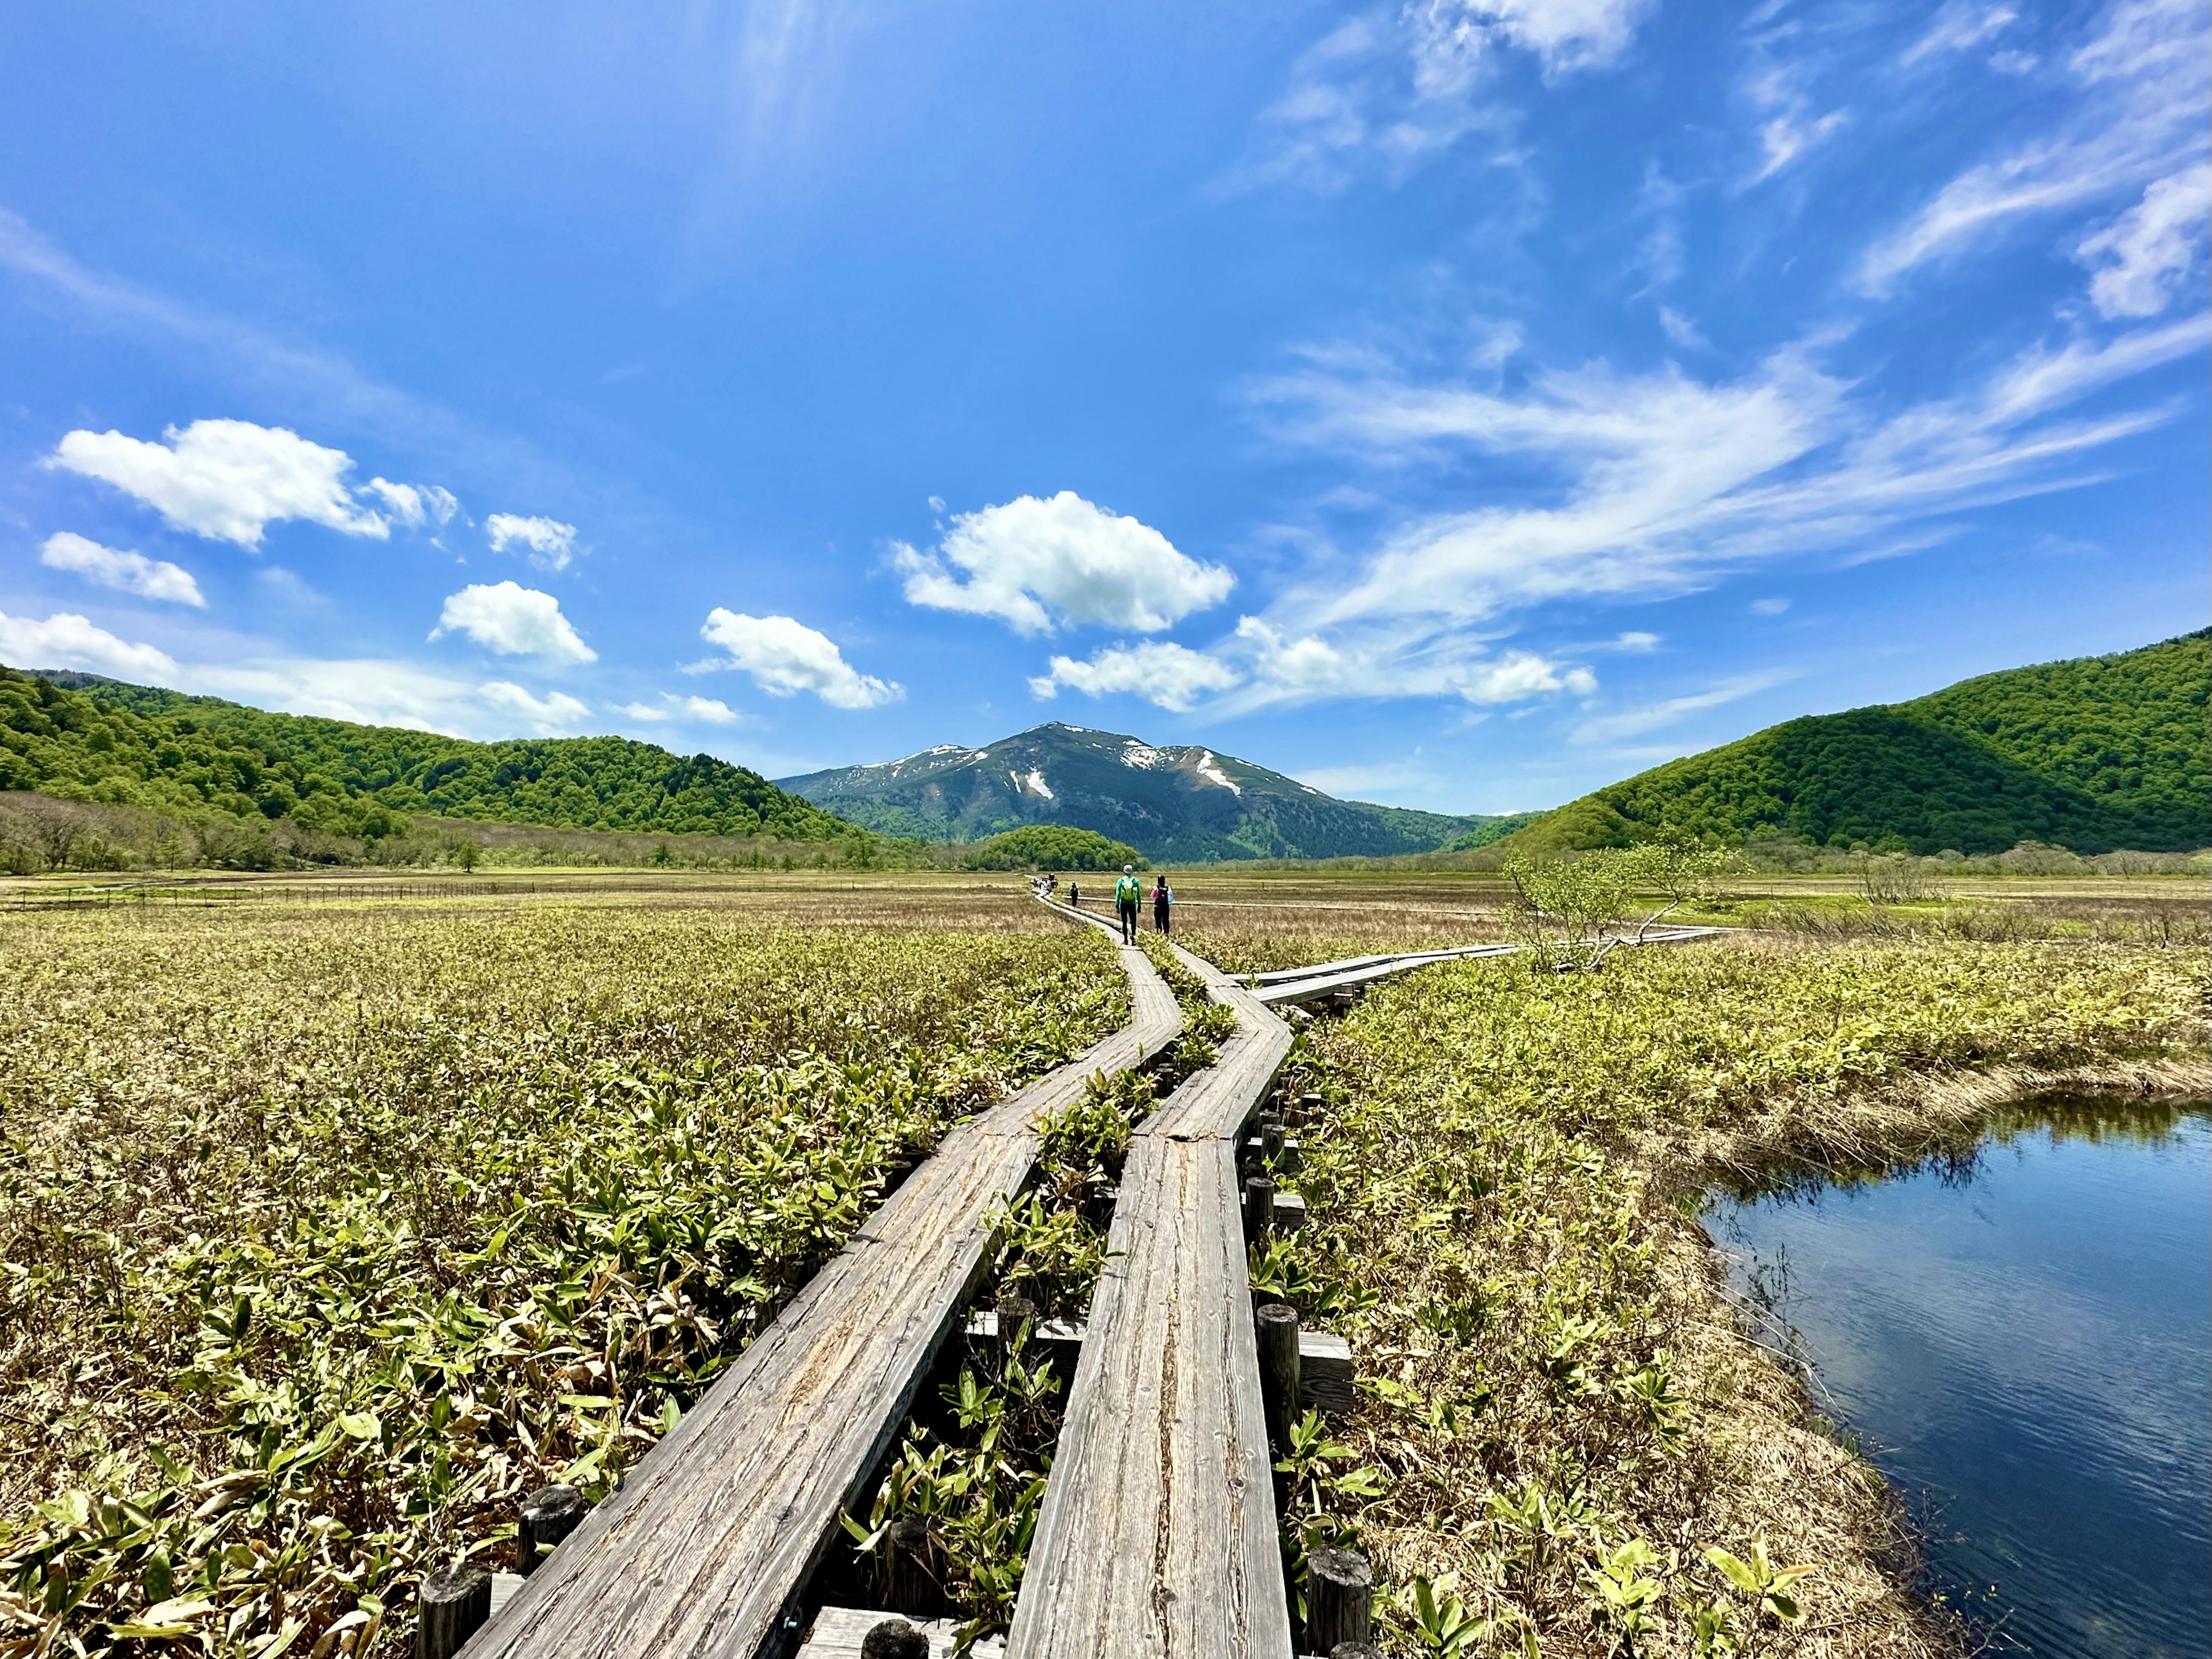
1;863;2203;1657
0;887;1124;1655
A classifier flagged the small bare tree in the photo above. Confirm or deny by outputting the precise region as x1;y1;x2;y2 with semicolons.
1505;833;1739;972
34;815;80;872
1853;851;1945;904
1502;850;1639;972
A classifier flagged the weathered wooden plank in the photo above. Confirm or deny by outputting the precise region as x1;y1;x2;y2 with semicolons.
795;1608;1003;1659
463;934;1179;1659
1251;946;1518;1006
1251;929;1730;1006
1007;929;1297;1659
1006;1135;1293;1658
1242;952;1406;984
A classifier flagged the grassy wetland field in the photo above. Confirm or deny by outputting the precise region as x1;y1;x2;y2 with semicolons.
1;865;2205;1657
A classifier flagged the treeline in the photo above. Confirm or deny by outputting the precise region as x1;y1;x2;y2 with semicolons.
959;824;1147;870
0;790;939;877
4;667;861;844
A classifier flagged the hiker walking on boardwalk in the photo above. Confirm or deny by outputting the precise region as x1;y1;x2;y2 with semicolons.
1113;864;1142;944
1151;874;1173;935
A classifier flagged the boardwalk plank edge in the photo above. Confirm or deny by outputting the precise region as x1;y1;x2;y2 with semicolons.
461;923;1179;1659
1006;912;1297;1658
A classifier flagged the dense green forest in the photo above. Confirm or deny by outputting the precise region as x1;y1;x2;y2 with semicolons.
1515;631;2209;856
0;666;861;846
960;824;1147;870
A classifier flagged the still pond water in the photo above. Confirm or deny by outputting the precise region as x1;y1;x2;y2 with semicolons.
1708;1098;2210;1658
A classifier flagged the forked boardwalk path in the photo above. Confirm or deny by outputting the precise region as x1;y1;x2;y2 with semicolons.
460;930;1180;1659
1245;927;1728;1006
1006;904;1296;1659
463;892;1725;1659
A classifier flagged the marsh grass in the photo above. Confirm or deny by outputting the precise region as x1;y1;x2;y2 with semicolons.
1259;934;2208;1657
0;895;1124;1656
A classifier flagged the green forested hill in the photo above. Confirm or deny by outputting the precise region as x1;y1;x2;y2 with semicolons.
1514;631;2209;856
0;666;862;842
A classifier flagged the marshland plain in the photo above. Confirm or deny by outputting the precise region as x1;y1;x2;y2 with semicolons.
1;865;2206;1657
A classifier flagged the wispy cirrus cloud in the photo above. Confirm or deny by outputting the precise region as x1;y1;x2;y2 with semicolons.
1570;670;1794;744
2077;162;2212;317
1225;308;2207;714
1900;3;2021;68
1227;0;1654;193
1857;0;2208;295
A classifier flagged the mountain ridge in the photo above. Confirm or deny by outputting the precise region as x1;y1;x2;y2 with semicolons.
777;722;1531;862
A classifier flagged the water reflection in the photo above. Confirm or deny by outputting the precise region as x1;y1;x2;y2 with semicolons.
1709;1096;2212;1659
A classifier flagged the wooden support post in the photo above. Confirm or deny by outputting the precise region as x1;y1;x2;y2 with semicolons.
994;1293;1037;1343
860;1619;930;1659
1255;1303;1300;1447
1298;1090;1323;1116
1244;1172;1275;1244
417;1568;491;1659
1257;1115;1286;1165
882;1515;935;1616
516;1485;586;1575
1298;1330;1354;1414
1304;1548;1372;1653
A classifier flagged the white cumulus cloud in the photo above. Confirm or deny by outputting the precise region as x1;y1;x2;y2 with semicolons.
431;581;597;664
0;609;177;679
616;694;741;725
895;491;1233;636
1460;653;1598;704
485;513;579;571
1028;641;1243;713
365;479;460;529
697;610;900;709
671;694;740;724
2077;164;2212;316
46;419;391;547
478;681;593;736
39;532;205;607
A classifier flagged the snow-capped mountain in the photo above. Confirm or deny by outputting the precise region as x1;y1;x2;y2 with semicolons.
776;723;1524;861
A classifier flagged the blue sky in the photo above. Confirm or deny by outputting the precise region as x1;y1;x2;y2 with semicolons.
2;0;2205;813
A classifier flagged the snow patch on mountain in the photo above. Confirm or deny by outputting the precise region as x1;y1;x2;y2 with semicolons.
1193;750;1241;795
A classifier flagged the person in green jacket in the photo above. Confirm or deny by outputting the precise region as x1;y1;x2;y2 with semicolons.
1113;865;1142;944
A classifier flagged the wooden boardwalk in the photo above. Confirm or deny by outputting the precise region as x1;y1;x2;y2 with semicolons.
461;932;1180;1659
1007;914;1296;1659
1248;927;1729;1006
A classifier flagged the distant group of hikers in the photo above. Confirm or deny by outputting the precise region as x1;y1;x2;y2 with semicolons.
1032;866;1172;942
